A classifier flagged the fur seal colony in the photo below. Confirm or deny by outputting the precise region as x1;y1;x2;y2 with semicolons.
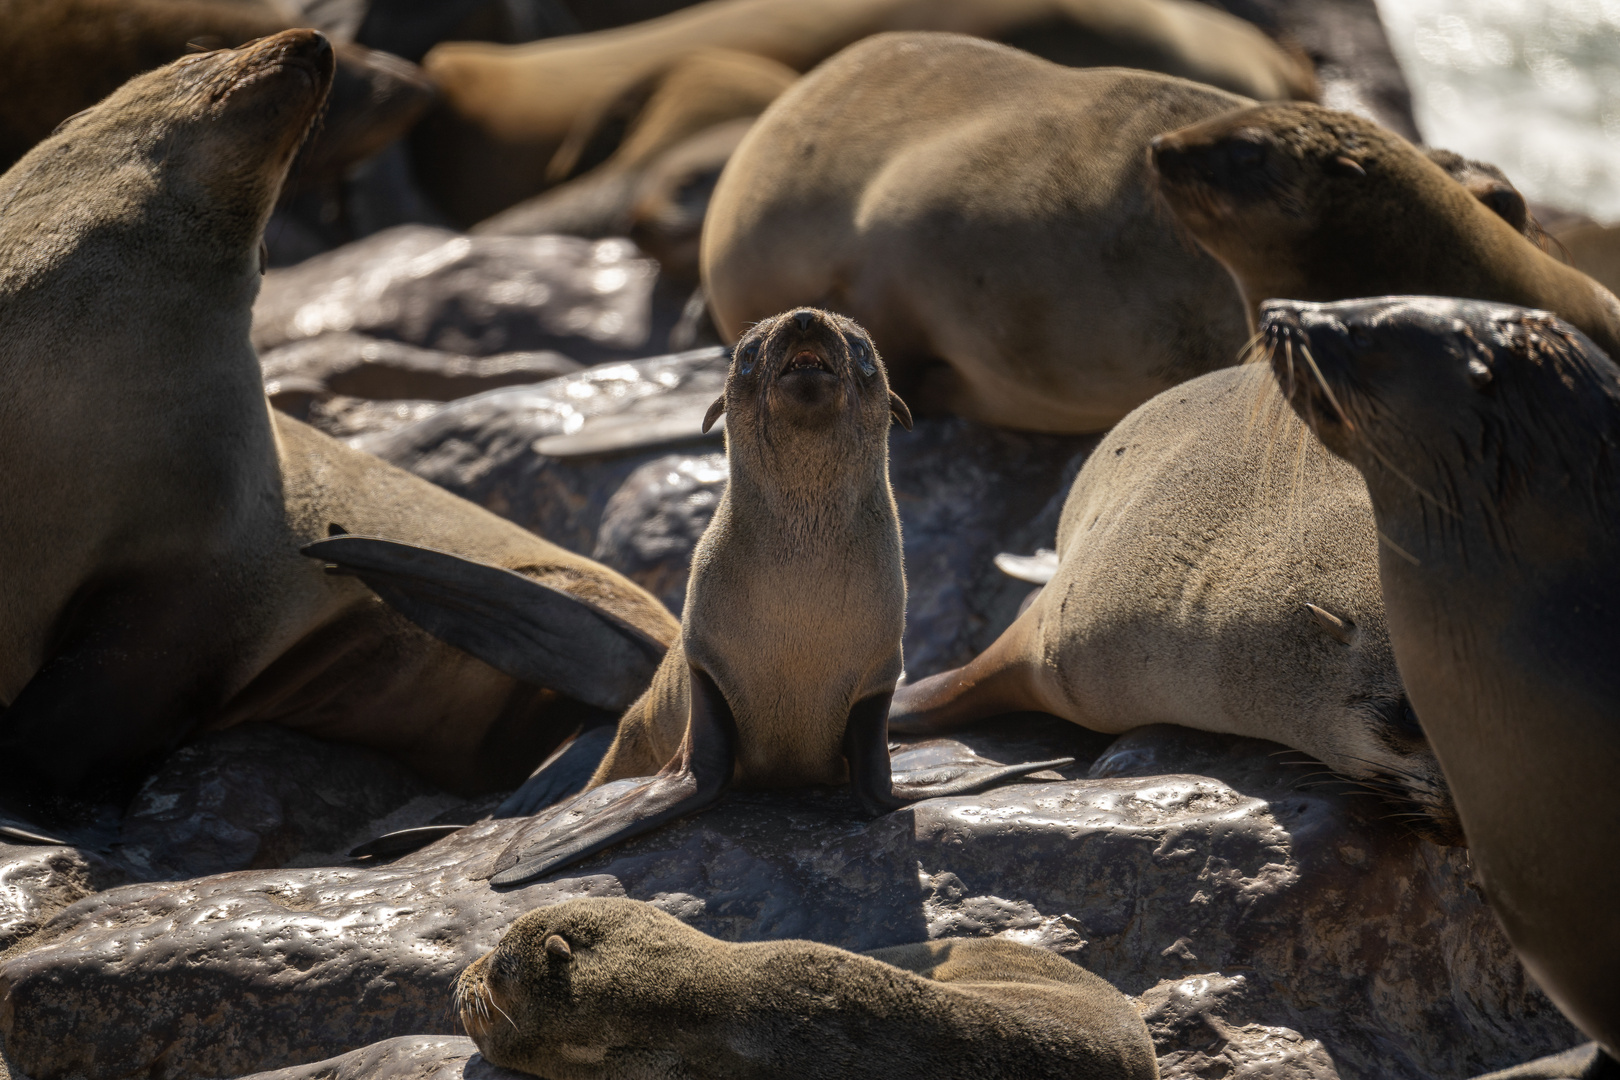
455;897;1160;1079
0;0;436;187
703;32;1258;433
332;308;1068;880
413;0;1316;225
1262;296;1620;1059
0;30;677;822
1149;102;1620;362
888;362;1460;842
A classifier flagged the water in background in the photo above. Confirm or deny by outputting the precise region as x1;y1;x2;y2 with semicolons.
1376;0;1620;221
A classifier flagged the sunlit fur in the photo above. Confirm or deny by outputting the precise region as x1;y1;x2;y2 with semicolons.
453;898;1158;1080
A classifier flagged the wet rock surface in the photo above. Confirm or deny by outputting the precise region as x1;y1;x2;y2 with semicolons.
0;722;1577;1080
252;226;666;364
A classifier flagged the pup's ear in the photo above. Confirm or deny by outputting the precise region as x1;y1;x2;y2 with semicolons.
702;394;726;434
888;390;913;430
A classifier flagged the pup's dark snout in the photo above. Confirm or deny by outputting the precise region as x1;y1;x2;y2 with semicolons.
792;310;815;331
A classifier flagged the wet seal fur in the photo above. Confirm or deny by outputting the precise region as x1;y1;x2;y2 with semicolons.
1263;296;1620;1056
704;32;1264;433
888;362;1459;842
1149;102;1620;363
415;0;1314;225
455;897;1159;1080
0;32;677;824
341;309;1068;879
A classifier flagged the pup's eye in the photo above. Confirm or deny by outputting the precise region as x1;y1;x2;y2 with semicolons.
847;337;877;376
736;342;760;375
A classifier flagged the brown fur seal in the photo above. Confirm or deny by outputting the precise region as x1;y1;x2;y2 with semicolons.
703;32;1263;433
0;31;677;822
1148;102;1620;363
0;0;434;187
415;0;1315;225
471;48;796;280
332;309;1067;880
887;362;1459;841
1553;221;1620;300
1261;296;1620;1056
455;897;1159;1079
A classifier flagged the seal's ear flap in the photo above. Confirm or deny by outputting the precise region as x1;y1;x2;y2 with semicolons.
889;390;913;430
1328;155;1366;177
702;394;726;434
299;535;668;712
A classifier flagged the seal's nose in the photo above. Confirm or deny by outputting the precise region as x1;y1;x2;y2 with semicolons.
793;310;814;331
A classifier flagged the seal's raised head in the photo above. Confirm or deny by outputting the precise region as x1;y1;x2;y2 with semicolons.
2;29;333;262
703;307;912;456
1261;296;1620;515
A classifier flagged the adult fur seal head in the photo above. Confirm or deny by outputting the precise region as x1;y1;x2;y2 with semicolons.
1262;296;1620;1054
1148;103;1620;363
455;897;1158;1080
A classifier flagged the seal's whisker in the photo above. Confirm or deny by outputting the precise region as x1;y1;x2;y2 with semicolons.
1295;340;1353;431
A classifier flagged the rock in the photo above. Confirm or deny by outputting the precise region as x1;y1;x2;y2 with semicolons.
0;721;1577;1080
117;726;455;882
0;843;126;954
357;347;728;552
262;332;582;405
1200;0;1419;140
231;1036;526;1080
593;453;728;614
252;227;666;363
1142;973;1340;1079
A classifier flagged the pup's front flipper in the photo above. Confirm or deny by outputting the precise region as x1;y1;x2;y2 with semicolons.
845;692;1073;816
301;535;666;712
487;668;737;887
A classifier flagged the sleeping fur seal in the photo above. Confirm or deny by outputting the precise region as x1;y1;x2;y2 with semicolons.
0;31;677;821
1149;102;1620;362
703;32;1261;433
1262;295;1620;1056
455;897;1159;1080
888;362;1459;841
331;310;1067;879
415;0;1314;225
0;0;435;187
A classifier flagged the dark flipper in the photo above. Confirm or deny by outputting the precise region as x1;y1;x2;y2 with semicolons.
301;535;667;711
846;691;1072;815
350;825;465;859
0;815;69;847
495;722;618;818
487;667;737;887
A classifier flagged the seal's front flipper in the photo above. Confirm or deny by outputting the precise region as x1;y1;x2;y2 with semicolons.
350;825;464;859
488;668;737;887
846;691;1072;816
496;722;618;818
301;535;666;711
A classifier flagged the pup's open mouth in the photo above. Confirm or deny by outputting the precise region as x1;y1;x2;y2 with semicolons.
782;349;835;375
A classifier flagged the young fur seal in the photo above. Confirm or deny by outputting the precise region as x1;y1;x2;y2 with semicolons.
1149;103;1620;362
887;362;1459;842
703;32;1260;433
415;0;1314;225
334;309;1068;880
0;31;677;820
1262;296;1620;1057
455;898;1159;1080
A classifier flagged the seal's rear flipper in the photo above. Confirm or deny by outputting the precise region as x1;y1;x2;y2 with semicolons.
487;668;736;887
496;722;618;818
301;535;666;711
890;758;1074;800
350;824;464;859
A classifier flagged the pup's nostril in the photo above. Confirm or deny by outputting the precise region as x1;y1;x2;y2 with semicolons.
793;310;814;331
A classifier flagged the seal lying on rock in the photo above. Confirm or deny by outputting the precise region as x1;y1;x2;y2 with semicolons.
1149;102;1620;362
888;362;1460;842
703;32;1258;433
0;30;678;825
330;310;1067;879
1262;296;1620;1057
414;0;1315;225
456;898;1159;1080
0;0;435;187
